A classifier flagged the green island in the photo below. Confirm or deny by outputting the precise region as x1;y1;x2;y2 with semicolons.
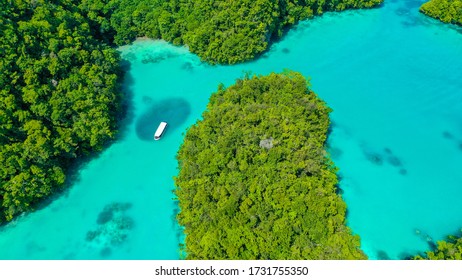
420;0;462;26
0;0;383;222
175;72;366;259
414;230;462;260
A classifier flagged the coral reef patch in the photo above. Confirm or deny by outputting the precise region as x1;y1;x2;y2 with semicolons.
85;203;134;256
362;145;407;175
140;51;177;64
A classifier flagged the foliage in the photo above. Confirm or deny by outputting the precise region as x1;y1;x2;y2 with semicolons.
0;0;122;222
420;0;462;26
79;0;383;64
175;72;366;259
414;230;462;260
0;0;383;224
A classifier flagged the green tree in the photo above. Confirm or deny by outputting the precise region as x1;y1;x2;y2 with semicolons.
415;230;462;260
420;0;462;26
79;0;383;64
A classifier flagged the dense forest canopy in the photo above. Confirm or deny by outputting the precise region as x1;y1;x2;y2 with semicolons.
414;230;462;260
175;72;366;259
0;0;122;222
420;0;462;26
0;0;384;223
79;0;383;64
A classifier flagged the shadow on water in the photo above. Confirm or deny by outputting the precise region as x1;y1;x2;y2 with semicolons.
115;59;137;141
376;250;391;260
170;198;186;259
326;123;343;160
334;173;345;196
135;98;191;141
325;122;346;196
398;252;415;260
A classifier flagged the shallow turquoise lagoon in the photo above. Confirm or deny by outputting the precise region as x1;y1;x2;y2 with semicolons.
0;0;461;259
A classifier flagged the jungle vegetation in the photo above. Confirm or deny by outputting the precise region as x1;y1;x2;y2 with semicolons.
0;0;122;222
0;0;384;223
420;0;462;26
79;0;383;64
414;230;462;260
174;72;366;259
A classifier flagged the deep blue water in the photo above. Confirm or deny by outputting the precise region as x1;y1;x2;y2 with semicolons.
0;0;461;259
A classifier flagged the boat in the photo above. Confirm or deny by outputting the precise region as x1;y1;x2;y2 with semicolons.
154;122;168;140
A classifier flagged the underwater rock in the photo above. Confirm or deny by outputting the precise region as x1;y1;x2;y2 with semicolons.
97;209;114;225
399;169;407;175
141;52;177;64
110;233;128;246
113;216;134;230
86;230;100;242
415;229;421;235
442;131;453;139
85;202;134;250
384;147;392;154
282;48;290;54
105;202;132;212
458;142;462;151
181;62;194;71
141;54;164;64
388;156;402;167
365;152;383;165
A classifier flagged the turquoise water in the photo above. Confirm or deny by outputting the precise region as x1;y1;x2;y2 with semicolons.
0;0;461;259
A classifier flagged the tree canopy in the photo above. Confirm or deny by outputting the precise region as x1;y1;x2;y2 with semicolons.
79;0;383;64
414;230;462;260
0;0;384;224
175;72;366;259
420;0;462;26
0;0;122;222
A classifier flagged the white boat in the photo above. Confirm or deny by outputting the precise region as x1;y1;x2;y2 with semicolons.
154;122;168;140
